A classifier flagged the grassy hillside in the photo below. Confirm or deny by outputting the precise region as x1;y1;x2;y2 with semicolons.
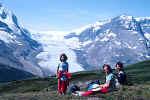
0;60;150;100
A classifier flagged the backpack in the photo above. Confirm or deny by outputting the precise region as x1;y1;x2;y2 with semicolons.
69;85;80;94
88;80;101;90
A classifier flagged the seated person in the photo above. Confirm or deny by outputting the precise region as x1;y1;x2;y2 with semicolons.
81;64;116;96
115;62;127;86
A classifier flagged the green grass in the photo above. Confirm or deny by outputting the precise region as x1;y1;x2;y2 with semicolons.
0;60;150;100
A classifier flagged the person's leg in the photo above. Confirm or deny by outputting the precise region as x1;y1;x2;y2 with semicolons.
76;91;85;96
57;71;63;94
62;80;70;94
58;79;62;93
100;87;110;93
61;81;66;94
81;90;94;96
66;80;69;86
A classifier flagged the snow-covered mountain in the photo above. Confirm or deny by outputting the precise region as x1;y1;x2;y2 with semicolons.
0;3;44;77
32;14;150;73
64;14;150;69
1;1;150;77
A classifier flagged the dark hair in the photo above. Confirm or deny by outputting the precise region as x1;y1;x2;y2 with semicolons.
60;53;68;62
116;62;123;68
102;64;112;73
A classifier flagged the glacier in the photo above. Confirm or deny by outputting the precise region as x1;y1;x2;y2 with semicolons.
0;2;150;77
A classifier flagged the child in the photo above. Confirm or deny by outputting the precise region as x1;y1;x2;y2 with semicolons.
57;53;71;95
115;62;127;85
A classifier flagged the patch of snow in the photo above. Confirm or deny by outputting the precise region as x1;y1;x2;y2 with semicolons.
120;15;133;20
109;46;112;50
138;53;144;57
80;40;92;46
95;21;106;26
128;45;137;49
65;37;80;49
95;36;99;41
144;33;150;40
94;26;101;31
115;54;120;57
114;41;121;45
100;37;109;42
132;31;138;34
0;31;13;43
95;19;111;26
139;38;145;41
135;17;150;21
132;46;137;49
107;32;117;37
72;25;92;35
146;55;150;58
105;29;110;34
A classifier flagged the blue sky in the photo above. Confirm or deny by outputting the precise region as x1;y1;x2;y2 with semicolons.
2;0;150;31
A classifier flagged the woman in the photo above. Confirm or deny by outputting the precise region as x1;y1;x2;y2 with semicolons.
81;64;116;96
115;62;127;85
57;53;71;95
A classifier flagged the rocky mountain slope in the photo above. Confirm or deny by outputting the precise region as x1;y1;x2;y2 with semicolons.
0;3;43;76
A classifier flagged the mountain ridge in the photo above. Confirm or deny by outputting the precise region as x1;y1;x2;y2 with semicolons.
0;3;44;77
32;14;150;73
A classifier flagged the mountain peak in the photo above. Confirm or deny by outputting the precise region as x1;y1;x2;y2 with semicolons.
118;14;133;20
0;3;22;34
